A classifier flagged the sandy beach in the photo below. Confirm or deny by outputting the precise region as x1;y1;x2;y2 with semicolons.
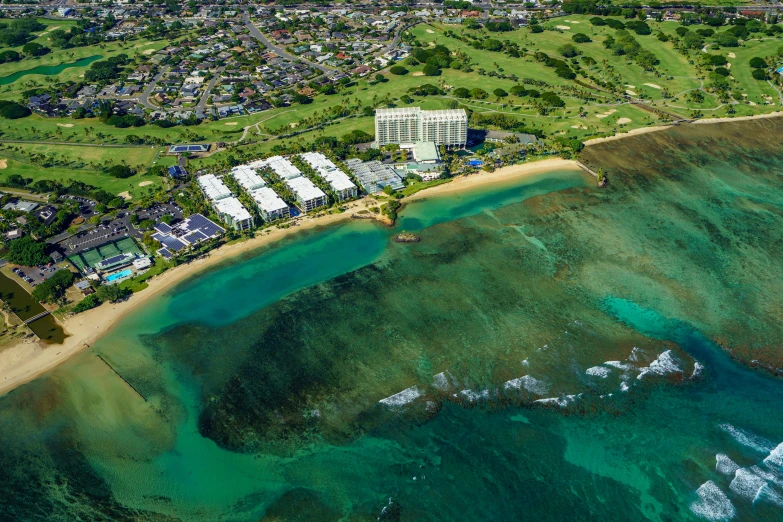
0;158;583;396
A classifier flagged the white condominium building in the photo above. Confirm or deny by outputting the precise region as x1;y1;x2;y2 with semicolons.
299;152;358;201
250;187;290;221
286;176;327;213
375;107;468;147
214;197;254;231
230;165;266;191
197;174;232;201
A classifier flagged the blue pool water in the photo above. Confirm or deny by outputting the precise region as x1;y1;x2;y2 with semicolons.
105;269;132;282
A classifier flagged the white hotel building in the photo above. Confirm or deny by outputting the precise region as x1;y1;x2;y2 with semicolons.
374;107;468;148
299;152;358;201
197;174;254;231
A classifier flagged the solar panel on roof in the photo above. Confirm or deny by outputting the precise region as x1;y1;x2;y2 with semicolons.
153;233;187;252
158;248;173;259
154;222;172;234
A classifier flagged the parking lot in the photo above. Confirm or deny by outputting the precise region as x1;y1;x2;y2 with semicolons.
10;264;66;287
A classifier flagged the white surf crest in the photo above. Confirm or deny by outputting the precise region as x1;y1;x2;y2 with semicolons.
690;481;736;521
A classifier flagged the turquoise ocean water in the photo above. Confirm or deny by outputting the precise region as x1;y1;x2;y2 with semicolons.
1;119;783;521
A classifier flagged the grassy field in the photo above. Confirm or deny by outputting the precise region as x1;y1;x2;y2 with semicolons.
0;143;167;198
1;16;782;179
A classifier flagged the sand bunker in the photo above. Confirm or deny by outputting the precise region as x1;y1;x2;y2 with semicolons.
224;122;238;126
56;123;73;128
426;29;435;34
644;83;662;89
556;25;571;30
616;118;632;124
0;159;7;169
571;125;587;130
626;90;637;96
565;20;581;23
138;181;154;187
748;101;757;106
118;191;132;200
596;109;617;118
143;49;156;56
728;52;736;58
412;71;425;77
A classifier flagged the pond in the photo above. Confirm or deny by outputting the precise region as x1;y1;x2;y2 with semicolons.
0;272;66;343
0;55;102;86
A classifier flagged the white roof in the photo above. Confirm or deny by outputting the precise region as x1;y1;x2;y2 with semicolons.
259;155;302;180
250;187;288;213
214;197;252;222
231;165;266;191
198;174;232;201
300;152;356;192
286;176;326;201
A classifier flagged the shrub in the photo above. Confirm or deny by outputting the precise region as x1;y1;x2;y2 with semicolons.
390;65;408;75
590;17;607;26
96;284;131;303
715;32;739;47
342;129;374;144
32;270;74;303
749;57;766;69
22;42;50;57
531;25;543;34
0;102;31;119
707;54;728;66
73;293;100;313
751;69;768;81
572;33;592;43
8;236;49;266
107;165;133;178
676;27;690;37
422;63;441;76
555;67;576;79
713;67;730;77
469;88;488;99
0;50;21;63
493;88;508;98
453;87;470;98
509;85;527;96
541;92;565;107
558;44;580;58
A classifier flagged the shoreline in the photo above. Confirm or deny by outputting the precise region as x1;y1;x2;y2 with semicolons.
2;109;781;396
0;158;579;396
582;111;783;146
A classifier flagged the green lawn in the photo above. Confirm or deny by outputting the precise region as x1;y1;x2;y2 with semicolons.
0;143;167;198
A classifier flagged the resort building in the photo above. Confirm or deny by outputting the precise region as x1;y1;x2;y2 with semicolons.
256;155;327;213
250;187;290;221
152;213;225;260
197;174;232;201
257;155;302;180
230;165;267;191
214;197;254;231
374;107;468;147
299;152;358;201
286;176;328;213
197;174;254;231
345;158;405;193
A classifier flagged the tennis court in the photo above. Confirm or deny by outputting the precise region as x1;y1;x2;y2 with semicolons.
68;238;141;272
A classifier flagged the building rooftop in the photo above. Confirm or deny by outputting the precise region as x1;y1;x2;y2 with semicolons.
258;155;302;180
231;165;266;191
286;176;326;201
300;152;356;192
214;197;252;222
346;158;404;193
198;174;232;201
250;187;289;213
413;141;441;163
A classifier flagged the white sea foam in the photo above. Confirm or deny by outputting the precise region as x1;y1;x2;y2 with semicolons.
729;468;767;500
690;481;736;520
719;424;776;453
432;372;451;391
503;375;549;395
628;347;643;362
521;358;530;367
692;362;705;379
637;350;682;380
763;442;783;468
534;394;581;408
605;360;633;370
460;388;491;403
620;381;630;392
756;483;783;507
586;365;611;378
716;454;740;476
379;386;422;407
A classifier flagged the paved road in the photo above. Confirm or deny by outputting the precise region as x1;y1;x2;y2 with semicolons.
196;66;225;111
138;65;170;110
243;13;336;75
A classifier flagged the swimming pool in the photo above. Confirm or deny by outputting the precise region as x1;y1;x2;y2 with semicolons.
104;269;132;282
